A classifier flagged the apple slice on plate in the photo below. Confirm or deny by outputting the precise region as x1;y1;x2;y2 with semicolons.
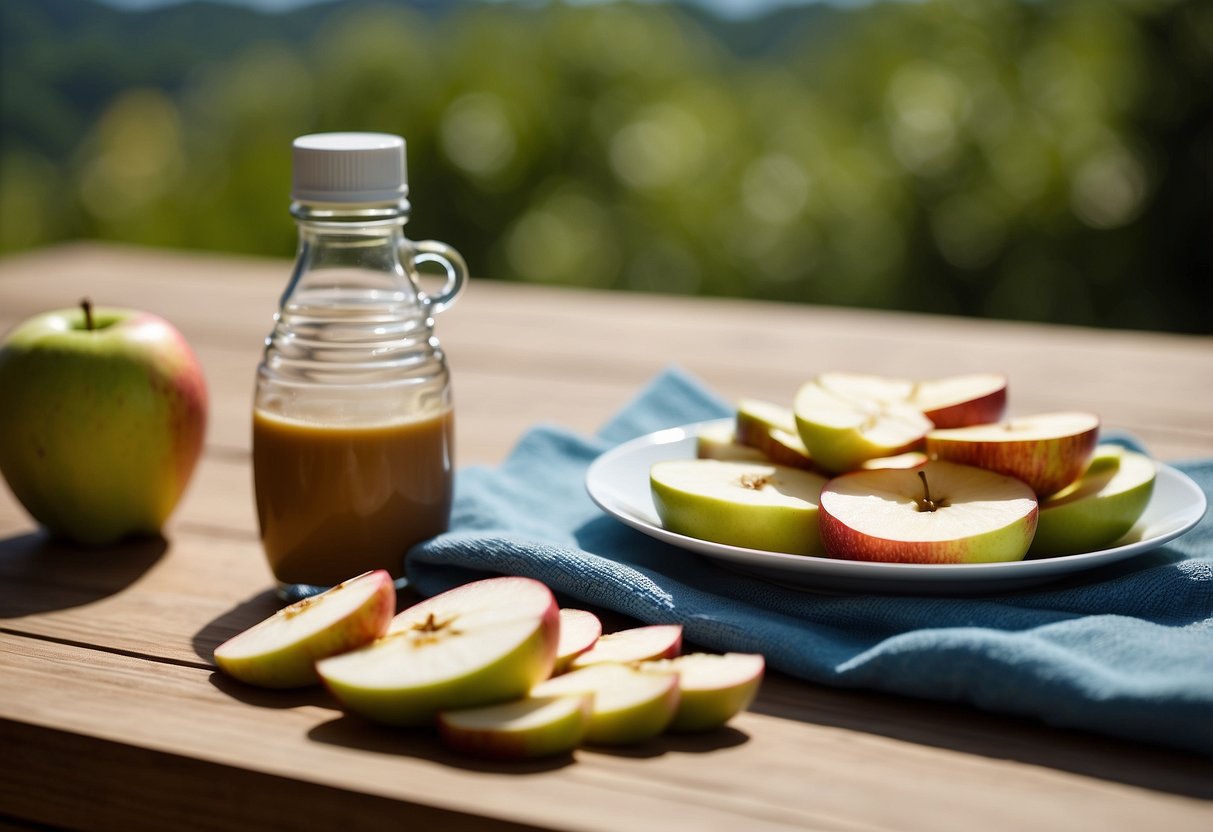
817;372;1007;429
531;663;680;745
437;694;594;760
1029;445;1156;556
819;461;1038;564
569;624;682;670
860;452;928;470
212;569;395;689
642;653;765;732
926;412;1099;497
650;459;828;555
696;422;768;463
736;399;814;469
554;609;603;673
793;381;932;474
316;576;560;726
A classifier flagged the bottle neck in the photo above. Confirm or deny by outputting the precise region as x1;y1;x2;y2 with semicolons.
290;197;411;225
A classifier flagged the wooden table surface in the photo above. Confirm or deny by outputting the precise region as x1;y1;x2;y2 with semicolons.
1;242;1211;831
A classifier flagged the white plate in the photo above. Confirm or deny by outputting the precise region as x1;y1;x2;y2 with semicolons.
585;419;1208;594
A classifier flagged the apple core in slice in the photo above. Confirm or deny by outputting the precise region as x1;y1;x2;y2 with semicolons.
793;382;931;473
437;694;594;760
213;569;395;689
531;663;680;745
819;461;1038;564
651;459;828;555
317;576;559;726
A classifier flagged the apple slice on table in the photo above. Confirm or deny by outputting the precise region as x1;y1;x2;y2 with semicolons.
642;653;765;732
437;694;594;760
554;608;603;673
696;422;768;463
213;570;395;689
817;372;1007;429
735;399;814;469
926;412;1100;498
1029;445;1156;556
650;460;828;555
569;624;682;671
793;382;932;474
316;577;560;726
0;300;208;546
819;461;1038;564
531;663;680;745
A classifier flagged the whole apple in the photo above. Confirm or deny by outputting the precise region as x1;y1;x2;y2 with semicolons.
0;301;208;545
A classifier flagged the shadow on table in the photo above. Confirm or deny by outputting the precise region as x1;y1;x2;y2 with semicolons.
191;587;284;663
749;670;1213;801
0;530;166;617
307;712;750;773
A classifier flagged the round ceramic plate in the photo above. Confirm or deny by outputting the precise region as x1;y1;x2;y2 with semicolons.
585;419;1208;594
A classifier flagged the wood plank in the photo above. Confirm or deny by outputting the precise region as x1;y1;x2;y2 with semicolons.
2;244;1210;463
1;635;1209;832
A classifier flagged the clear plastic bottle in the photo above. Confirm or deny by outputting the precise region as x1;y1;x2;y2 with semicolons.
252;132;466;600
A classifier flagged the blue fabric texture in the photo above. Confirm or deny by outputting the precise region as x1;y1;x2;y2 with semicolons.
406;368;1213;756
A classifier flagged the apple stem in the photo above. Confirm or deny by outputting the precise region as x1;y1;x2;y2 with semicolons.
916;470;946;512
81;298;94;332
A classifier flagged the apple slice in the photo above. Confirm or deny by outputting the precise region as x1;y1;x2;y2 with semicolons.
794;381;932;473
1029;445;1156;556
735;399;814;469
860;451;928;470
650;459;828;555
316;576;559;726
926;412;1100;497
912;374;1008;428
531;663;680;745
554;608;603;673
817;372;1007;428
696;422;768;463
569;624;682;670
641;653;765;732
212;570;395;689
437;694;594;760
819;461;1038;563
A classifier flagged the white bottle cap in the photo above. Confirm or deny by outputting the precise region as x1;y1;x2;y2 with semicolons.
291;132;409;204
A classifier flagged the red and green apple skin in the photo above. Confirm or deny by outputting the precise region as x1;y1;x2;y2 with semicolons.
213;570;396;689
316;577;560;727
735;399;815;469
651;459;828;556
1029;445;1156;556
0;305;207;545
532;663;680;745
925;412;1099;498
793;382;931;474
437;694;594;760
816;372;1007;429
643;652;765;732
819;461;1038;564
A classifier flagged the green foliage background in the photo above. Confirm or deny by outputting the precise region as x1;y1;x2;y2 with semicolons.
2;0;1210;332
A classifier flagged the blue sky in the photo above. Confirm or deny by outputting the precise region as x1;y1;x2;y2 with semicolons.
94;0;859;22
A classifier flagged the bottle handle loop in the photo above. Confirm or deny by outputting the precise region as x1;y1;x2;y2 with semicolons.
407;239;467;315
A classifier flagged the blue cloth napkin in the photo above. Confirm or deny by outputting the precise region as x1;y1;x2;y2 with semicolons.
406;368;1213;756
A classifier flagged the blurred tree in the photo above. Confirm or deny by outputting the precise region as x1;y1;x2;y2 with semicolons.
0;0;1208;333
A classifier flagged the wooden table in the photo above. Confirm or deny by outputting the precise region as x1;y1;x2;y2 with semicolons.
1;243;1211;831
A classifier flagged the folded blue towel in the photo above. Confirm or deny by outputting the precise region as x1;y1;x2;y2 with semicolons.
406;368;1213;756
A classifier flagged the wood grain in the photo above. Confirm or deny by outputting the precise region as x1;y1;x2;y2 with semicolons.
0;243;1211;831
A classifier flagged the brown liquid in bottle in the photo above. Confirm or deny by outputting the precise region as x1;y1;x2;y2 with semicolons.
252;407;454;587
